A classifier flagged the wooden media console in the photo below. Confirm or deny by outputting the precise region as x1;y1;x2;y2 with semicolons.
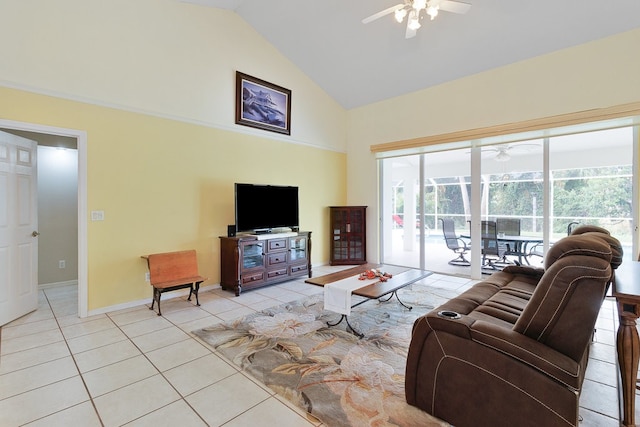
219;231;311;295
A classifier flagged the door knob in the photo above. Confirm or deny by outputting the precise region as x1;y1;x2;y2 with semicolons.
32;231;40;237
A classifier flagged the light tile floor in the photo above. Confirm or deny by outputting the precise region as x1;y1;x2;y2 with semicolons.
0;265;628;426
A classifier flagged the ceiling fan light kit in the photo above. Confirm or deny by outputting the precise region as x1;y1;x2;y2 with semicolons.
494;149;511;162
426;5;439;20
363;0;471;38
394;8;407;22
408;10;421;30
413;0;427;10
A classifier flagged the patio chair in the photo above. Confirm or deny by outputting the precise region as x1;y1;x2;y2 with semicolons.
481;220;509;271
527;243;545;264
440;218;470;266
528;221;581;264
496;218;521;236
567;221;580;235
497;218;521;260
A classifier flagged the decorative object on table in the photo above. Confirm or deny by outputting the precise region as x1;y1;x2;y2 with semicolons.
193;283;451;427
235;71;291;135
358;268;393;281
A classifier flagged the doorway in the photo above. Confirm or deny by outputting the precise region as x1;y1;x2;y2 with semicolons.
0;119;88;319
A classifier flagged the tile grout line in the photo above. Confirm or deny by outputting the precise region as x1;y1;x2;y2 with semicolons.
176;285;325;425
183;287;325;427
103;299;224;426
33;290;204;425
26;289;107;427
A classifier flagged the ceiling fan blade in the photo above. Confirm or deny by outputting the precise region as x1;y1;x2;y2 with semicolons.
362;3;405;24
438;0;472;14
405;21;417;38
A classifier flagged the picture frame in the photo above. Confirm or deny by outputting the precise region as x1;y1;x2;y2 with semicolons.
235;71;291;135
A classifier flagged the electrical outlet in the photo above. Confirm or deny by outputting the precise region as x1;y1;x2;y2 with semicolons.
145;272;150;282
59;260;65;269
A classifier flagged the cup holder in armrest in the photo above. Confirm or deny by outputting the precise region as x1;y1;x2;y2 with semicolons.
437;310;462;320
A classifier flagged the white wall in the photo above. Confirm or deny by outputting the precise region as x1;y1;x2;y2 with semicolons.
347;29;640;262
37;146;78;286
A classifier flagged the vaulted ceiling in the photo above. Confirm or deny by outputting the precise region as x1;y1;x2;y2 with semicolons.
181;0;640;109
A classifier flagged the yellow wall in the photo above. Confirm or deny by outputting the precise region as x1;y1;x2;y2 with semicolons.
0;86;346;311
0;0;348;312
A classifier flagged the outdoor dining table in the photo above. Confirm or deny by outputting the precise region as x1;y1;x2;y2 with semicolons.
498;235;543;265
461;234;543;265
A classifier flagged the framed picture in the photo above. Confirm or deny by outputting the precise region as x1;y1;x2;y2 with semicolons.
235;71;291;135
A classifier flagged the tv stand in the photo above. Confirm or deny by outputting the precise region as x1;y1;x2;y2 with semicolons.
219;231;312;296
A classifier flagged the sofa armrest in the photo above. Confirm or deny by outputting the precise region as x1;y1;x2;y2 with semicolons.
470;320;581;390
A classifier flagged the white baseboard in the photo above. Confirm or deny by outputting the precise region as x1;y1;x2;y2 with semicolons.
87;283;221;317
39;280;78;290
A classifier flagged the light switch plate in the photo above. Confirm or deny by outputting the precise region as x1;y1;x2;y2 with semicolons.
91;210;105;221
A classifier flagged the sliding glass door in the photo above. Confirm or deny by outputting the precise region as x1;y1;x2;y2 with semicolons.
477;140;544;271
549;127;633;254
381;154;422;268
379;123;636;276
423;149;471;274
380;148;471;272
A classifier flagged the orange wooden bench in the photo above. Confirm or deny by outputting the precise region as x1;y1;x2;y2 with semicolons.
141;250;207;316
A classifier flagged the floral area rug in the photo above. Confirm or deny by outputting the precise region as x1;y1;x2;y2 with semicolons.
193;282;455;427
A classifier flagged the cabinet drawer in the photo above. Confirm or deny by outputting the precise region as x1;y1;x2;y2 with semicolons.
268;239;287;251
242;272;264;285
290;264;308;274
268;252;287;266
267;268;288;279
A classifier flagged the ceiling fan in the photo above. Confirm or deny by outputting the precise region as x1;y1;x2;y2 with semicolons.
362;0;471;39
483;144;541;162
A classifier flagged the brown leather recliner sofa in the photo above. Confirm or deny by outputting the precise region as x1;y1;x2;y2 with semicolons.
405;226;623;427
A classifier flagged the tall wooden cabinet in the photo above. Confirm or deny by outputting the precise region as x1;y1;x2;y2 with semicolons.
219;231;311;296
330;206;366;265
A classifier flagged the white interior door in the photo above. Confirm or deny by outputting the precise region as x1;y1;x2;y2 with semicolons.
0;130;38;326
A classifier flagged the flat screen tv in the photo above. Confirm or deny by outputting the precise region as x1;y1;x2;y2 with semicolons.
234;183;299;233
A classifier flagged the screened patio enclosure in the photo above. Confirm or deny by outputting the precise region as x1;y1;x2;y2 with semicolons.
380;125;636;278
